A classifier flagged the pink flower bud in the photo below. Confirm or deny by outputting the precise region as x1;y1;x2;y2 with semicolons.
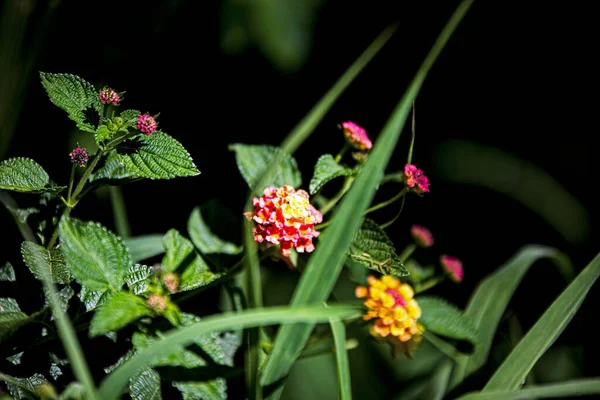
70;145;88;167
440;255;463;283
137;113;158;135
410;225;434;248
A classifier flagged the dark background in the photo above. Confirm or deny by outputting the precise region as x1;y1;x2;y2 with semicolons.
1;0;597;398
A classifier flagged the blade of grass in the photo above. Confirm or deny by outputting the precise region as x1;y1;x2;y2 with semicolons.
330;318;352;400
259;0;475;387
98;304;362;400
458;379;600;400
449;246;572;389
482;252;600;391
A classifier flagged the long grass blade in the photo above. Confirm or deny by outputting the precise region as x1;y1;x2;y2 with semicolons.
457;379;600;400
482;253;600;391
259;0;475;387
330;318;352;400
98;304;361;400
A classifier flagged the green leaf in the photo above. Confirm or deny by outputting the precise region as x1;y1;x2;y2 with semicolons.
120;109;141;128
0;298;28;338
0;262;15;281
458;379;600;400
417;296;478;344
39;72;101;132
21;242;72;284
259;0;475;386
59;382;86;400
79;287;110;312
90;151;137;183
58;217;130;291
95;125;112;144
483;252;600;391
393;359;453;400
173;381;226;400
229;143;301;193
449;246;570;389
188;206;242;255
0;158;64;194
330;318;352;400
130;369;161;400
348;218;408;276
125;235;165;263
120;132;200;180
162;229;221;292
405;259;435;285
125;264;155;295
3;373;48;400
89;292;153;337
309;154;355;195
98;304;362;400
45;286;75;313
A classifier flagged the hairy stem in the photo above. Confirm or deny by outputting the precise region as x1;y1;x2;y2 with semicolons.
320;177;355;215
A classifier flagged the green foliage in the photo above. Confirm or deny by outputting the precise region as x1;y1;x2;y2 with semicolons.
21;242;72;284
129;369;161;400
89;292;153;337
188;206;242;255
58;217;130;292
0;298;28;339
125;235;166;263
309;154;355;194
330;318;352;400
348;218;408;277
0;262;15;281
3;373;48;400
39;72;101;132
120;109;141;128
229;143;301;192
0;158;64;194
89;151;137;183
457;379;600;400
79;287;110;312
417;296;478;345
125;264;155;295
95;125;112;143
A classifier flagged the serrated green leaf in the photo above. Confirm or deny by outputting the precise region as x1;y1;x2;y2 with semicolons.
59;382;86;400
45;286;75;313
309;154;355;194
229;143;301;193
120;109;141;128
0;298;28;338
417;296;478;344
349;218;408;276
130;369;161;400
125;235;165;263
188;207;242;255
125;264;155;295
9;207;40;224
90;151;137;184
95;125;112;143
39;72;101;132
120;132;200;180
79;287;110;312
90;292;153;337
0;262;15;281
0;158;64;194
4;373;48;400
58;217;130;291
7;351;24;365
173;381;226;400
21;242;72;284
162;230;221;292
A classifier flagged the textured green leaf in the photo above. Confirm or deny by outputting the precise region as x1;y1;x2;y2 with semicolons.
418;296;478;344
0;158;64;193
483;252;600;391
0;262;15;281
125;264;155;295
59;382;86;400
90;292;153;337
188;207;241;255
58;217;130;291
21;242;72;284
90;151;137;183
459;379;600;400
125;234;165;263
45;286;75;313
450;246;570;389
309;154;355;194
120;109;141;128
95;125;112;143
130;368;161;400
162;229;221;292
79;287;110;312
0;298;28;338
4;373;48;400
173;381;226;400
349;218;408;276
229;143;301;192
39;72;101;132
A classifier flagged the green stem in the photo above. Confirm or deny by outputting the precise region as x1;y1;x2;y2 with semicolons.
320;176;355;215
364;186;408;215
407;101;416;165
398;243;416;264
379;196;407;229
415;276;444;293
109;186;131;238
334;143;351;163
67;163;76;202
104;131;138;150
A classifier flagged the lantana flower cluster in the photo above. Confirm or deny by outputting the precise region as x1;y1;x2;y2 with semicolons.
98;87;121;105
246;185;323;257
403;164;430;194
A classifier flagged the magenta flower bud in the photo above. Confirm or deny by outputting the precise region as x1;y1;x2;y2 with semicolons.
98;87;120;105
410;225;434;248
440;255;463;283
70;146;88;167
403;164;430;194
341;121;372;150
137;113;158;135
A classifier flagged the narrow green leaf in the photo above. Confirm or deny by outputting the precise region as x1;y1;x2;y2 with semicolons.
125;234;165;263
418;296;478;344
458;379;600;400
162;229;221;292
229;143;301;193
483;253;600;391
58;217;130;292
188;207;242;255
0;262;15;281
330;318;352;400
450;246;570;388
393;359;453;400
130;369;161;400
98;305;362;400
348;218;408;276
39;72;101;132
89;292;153;337
0;158;64;193
79;287;110;312
21;242;72;284
309;154;355;195
125;264;155;295
0;298;28;338
260;0;475;385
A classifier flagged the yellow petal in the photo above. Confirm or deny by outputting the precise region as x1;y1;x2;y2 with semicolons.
381;293;395;308
381;275;400;289
398;284;414;300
